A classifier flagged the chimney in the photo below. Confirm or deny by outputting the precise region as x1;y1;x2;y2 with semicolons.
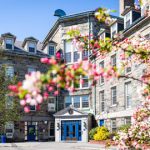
119;0;135;16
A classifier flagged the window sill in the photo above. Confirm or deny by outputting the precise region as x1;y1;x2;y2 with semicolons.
110;104;117;108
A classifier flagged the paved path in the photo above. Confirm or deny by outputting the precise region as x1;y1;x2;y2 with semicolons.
0;142;118;150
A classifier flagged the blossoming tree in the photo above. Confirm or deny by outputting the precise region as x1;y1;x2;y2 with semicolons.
9;0;150;149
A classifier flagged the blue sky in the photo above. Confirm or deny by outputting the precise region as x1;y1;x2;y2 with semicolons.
0;0;119;41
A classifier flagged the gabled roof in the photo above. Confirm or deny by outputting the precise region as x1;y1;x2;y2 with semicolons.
54;105;88;117
22;36;39;47
43;10;122;45
1;32;16;41
42;40;57;50
121;7;141;16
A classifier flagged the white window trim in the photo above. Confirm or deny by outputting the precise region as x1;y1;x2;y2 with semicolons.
5;66;14;78
125;81;132;109
124;117;131;125
5;38;14;50
65;40;89;64
111;86;117;106
124;11;132;29
28;42;36;54
100;90;105;112
111;119;117;132
111;23;118;38
48;97;56;112
65;95;89;109
48;44;56;57
111;53;117;67
100;32;106;40
99;61;105;85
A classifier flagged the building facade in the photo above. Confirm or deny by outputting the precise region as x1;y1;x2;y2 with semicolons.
1;0;149;143
44;0;150;142
95;0;150;131
0;33;59;142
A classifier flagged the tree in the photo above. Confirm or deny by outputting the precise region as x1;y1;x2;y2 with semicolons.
0;66;20;135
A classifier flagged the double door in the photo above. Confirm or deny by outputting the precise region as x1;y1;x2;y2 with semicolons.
61;120;81;141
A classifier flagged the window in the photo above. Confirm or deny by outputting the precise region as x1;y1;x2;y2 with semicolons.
6;66;14;78
65;41;72;63
48;98;55;112
100;91;105;112
99;61;104;85
30;105;36;111
74;47;80;62
125;82;132;109
111;23;117;38
6;96;13;109
65;96;72;107
111;54;117;67
81;76;89;88
100;33;105;40
111;86;117;105
111;119;117;132
126;66;131;74
145;33;150;39
49;122;55;137
82;50;88;61
73;96;80;108
125;11;131;28
28;67;36;74
125;117;131;125
49;45;55;56
82;95;89;108
6;39;13;50
28;43;36;53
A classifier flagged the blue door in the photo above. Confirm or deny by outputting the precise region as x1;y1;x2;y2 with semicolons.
27;125;36;141
61;121;81;141
100;120;104;126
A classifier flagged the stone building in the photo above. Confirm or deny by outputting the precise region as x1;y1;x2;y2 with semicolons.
0;33;58;141
43;10;121;142
94;0;150;131
44;0;150;142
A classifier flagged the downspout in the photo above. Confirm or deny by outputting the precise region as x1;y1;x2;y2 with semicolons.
88;13;96;116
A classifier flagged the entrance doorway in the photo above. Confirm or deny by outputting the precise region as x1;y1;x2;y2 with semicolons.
61;120;81;141
27;125;36;141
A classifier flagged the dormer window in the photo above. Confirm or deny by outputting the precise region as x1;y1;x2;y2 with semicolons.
49;45;55;56
111;23;117;38
28;43;36;53
5;39;13;50
124;11;132;28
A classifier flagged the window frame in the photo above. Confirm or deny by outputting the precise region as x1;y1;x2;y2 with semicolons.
111;54;117;67
111;86;117;106
5;66;14;78
125;81;132;109
111;23;118;38
49;122;55;137
5;38;13;50
82;95;89;108
48;45;55;56
111;119;117;132
99;61;104;85
124;11;132;29
125;117;131;125
28;42;36;53
100;90;105;112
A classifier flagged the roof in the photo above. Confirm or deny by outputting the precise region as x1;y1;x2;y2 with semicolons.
22;36;39;47
43;10;123;45
0;40;48;58
1;32;16;41
54;105;89;117
121;7;141;16
123;15;149;34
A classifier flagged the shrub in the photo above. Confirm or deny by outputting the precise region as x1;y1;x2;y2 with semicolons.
93;126;110;141
118;124;131;133
89;127;98;140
